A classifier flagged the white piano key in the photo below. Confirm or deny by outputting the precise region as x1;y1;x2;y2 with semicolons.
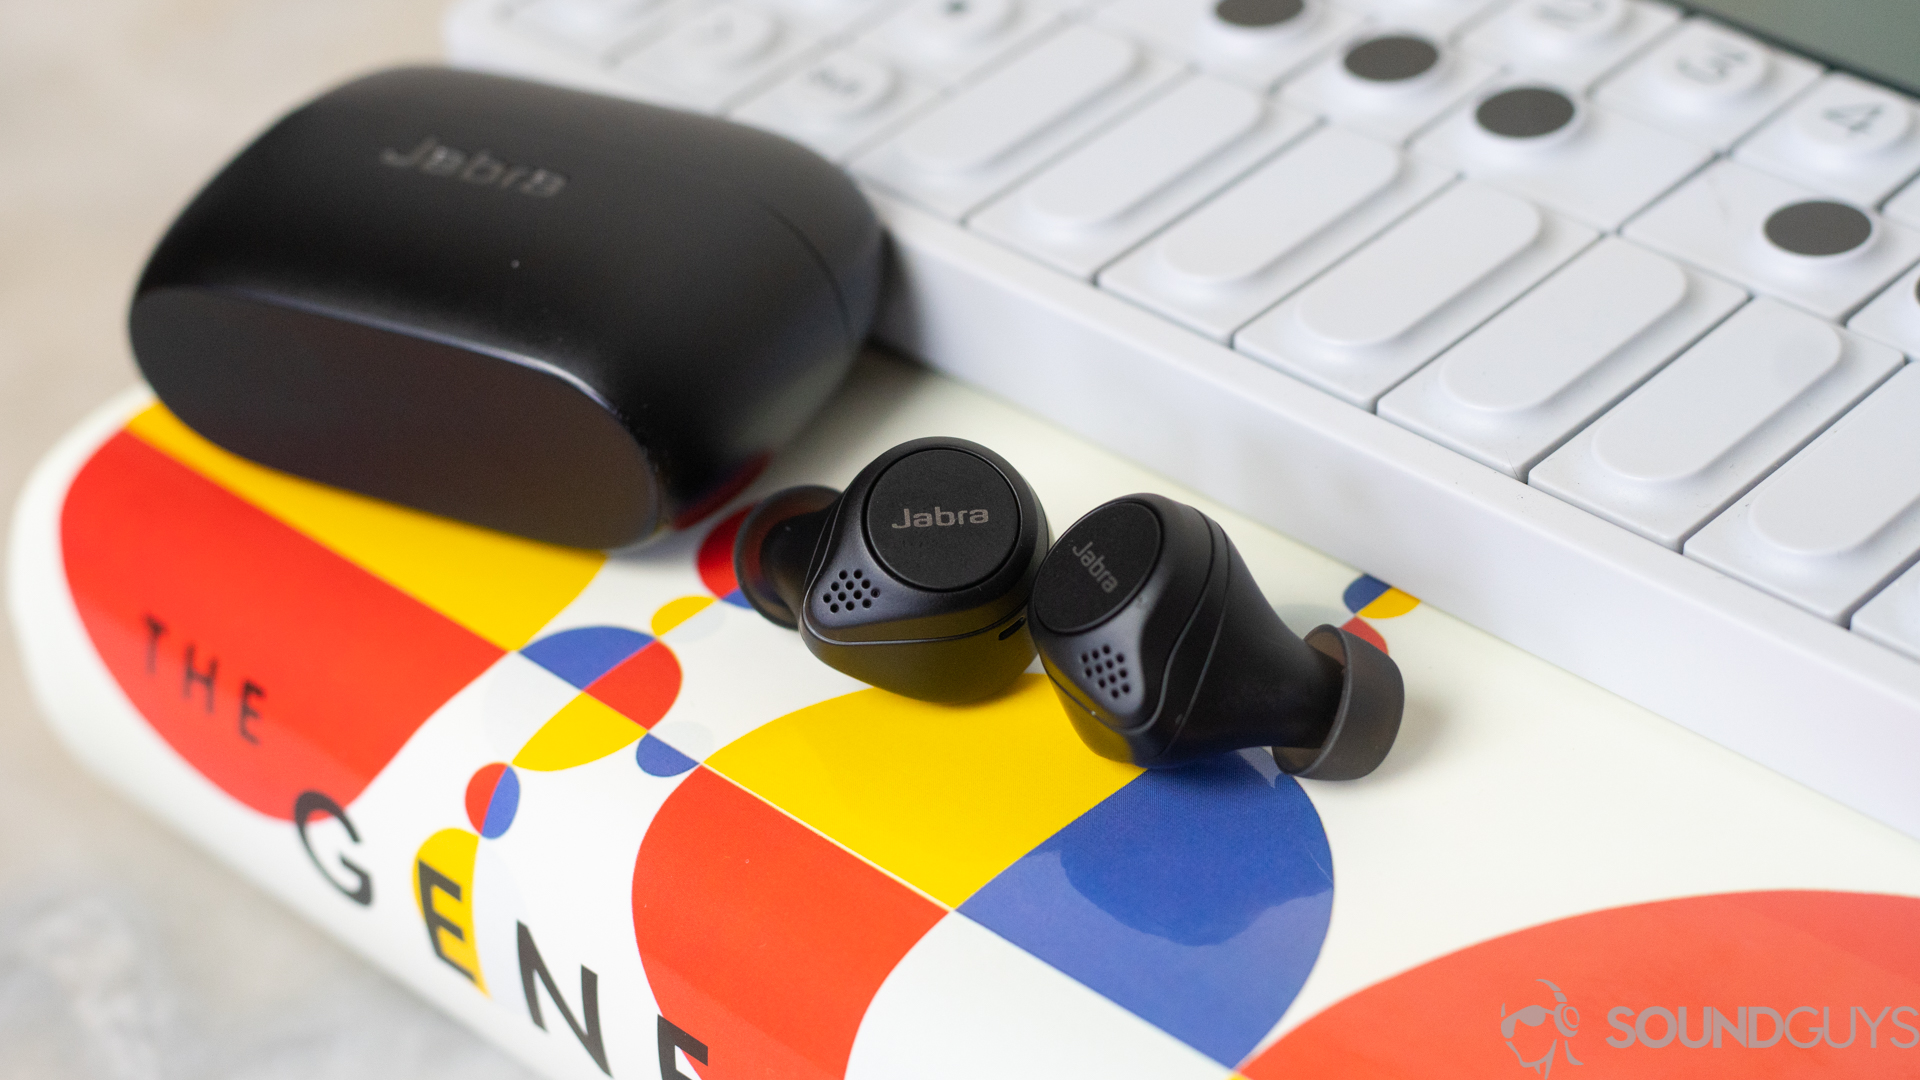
1003;79;1264;230
892;28;1130;173
1280;27;1498;145
1412;82;1711;230
1530;300;1902;549
1099;125;1453;340
1096;0;1361;90
1853;560;1920;662
970;76;1317;278
1592;18;1820;150
853;25;1181;219
1379;238;1744;478
1848;262;1920;358
1885;174;1920;231
765;0;898;34
1688;365;1920;623
857;0;1064;86
730;48;940;162
615;3;830;111
1235;180;1595;406
1735;73;1920;206
1625;160;1920;322
1331;0;1504;36
900;0;1015;43
1456;0;1681;92
512;0;678;56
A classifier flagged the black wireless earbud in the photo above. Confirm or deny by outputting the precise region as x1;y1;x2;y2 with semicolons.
734;437;1050;702
1029;494;1403;778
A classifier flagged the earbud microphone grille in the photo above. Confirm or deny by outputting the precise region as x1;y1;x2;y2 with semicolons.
1078;644;1132;698
825;568;881;612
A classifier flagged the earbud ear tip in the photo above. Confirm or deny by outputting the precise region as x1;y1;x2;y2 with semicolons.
1272;626;1404;780
733;484;840;630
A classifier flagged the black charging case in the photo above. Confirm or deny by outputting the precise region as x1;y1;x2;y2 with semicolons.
130;66;882;548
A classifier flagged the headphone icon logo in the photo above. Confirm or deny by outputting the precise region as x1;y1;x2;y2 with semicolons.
1501;978;1583;1076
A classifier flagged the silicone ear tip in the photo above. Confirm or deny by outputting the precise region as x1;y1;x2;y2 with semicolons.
1272;625;1404;780
733;484;839;630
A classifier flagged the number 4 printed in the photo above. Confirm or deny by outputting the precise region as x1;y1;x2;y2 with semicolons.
1824;101;1887;136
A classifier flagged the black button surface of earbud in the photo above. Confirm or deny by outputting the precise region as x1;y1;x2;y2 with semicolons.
734;437;1050;702
1031;494;1403;778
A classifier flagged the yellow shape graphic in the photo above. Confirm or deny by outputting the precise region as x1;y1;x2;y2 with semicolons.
651;595;715;636
414;828;487;992
707;674;1142;908
1358;587;1419;619
127;405;602;650
513;692;643;771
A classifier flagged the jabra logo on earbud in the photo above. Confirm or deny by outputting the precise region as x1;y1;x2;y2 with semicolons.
378;137;567;198
890;507;990;529
1070;540;1121;593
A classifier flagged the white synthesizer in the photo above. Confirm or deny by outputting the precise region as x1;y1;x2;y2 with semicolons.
445;0;1920;837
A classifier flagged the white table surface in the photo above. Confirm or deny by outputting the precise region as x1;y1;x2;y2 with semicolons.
0;3;536;1075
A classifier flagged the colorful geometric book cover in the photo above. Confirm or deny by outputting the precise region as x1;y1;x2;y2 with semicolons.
12;385;1920;1080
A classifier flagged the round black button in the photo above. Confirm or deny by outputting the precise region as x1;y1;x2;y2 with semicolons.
1214;0;1304;28
1763;200;1874;257
1343;34;1439;83
1033;501;1162;634
865;449;1020;591
1475;87;1576;138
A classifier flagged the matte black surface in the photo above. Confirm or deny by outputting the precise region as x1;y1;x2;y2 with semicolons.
1344;35;1439;82
1271;627;1404;780
735;485;838;629
1033;501;1162;635
1213;0;1304;28
131;66;882;549
736;437;1050;702
1476;87;1577;138
137;289;659;544
1033;494;1403;775
866;448;1020;591
1764;200;1874;256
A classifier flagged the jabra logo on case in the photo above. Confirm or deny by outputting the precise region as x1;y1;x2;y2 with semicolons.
379;137;567;197
1071;540;1121;593
890;506;990;529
